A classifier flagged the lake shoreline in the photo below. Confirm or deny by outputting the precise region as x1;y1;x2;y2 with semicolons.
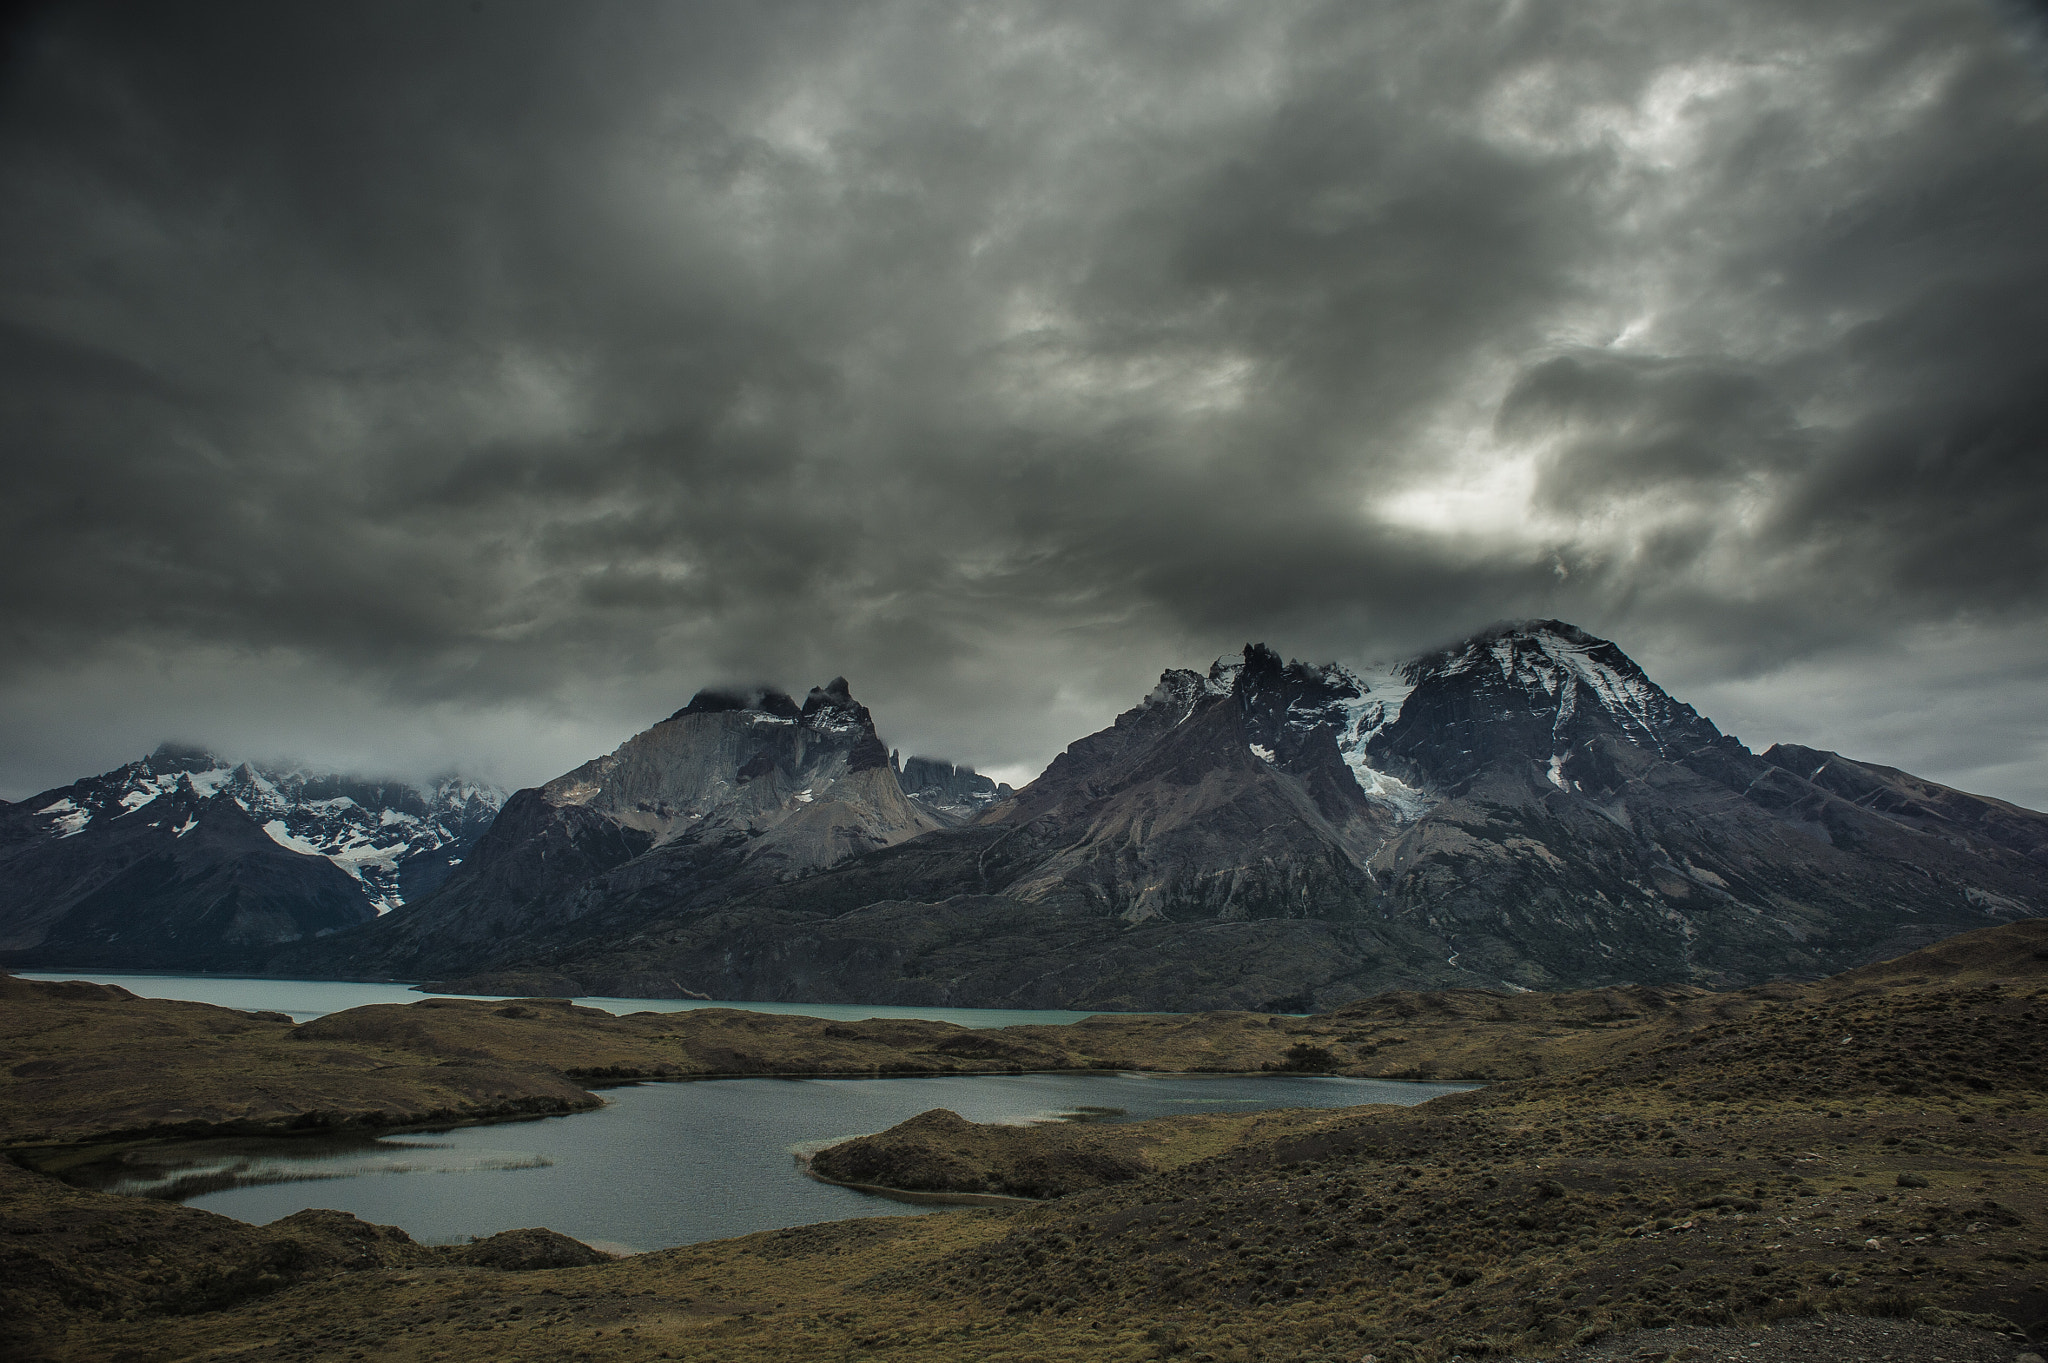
2;974;1473;1251
0;973;1492;1152
12;1065;1464;1175
29;1069;1457;1258
795;1150;1043;1208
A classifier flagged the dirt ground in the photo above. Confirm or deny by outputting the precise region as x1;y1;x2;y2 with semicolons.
1504;1315;2040;1362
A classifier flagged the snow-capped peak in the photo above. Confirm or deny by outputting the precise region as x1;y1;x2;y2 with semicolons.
1180;621;1703;821
23;747;506;916
1412;619;1706;758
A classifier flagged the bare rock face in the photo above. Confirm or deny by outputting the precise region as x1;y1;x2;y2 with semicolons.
1761;742;2048;869
535;678;936;876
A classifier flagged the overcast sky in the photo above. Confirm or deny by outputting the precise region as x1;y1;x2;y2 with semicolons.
2;0;2046;808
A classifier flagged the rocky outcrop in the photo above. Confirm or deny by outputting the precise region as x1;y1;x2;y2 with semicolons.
809;1107;1151;1199
449;1227;614;1269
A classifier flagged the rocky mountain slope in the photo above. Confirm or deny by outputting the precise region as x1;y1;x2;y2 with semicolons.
0;745;502;970
401;622;2046;1008
282;679;950;981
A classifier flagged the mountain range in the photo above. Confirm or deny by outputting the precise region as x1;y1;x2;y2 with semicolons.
4;621;2042;1006
0;747;504;970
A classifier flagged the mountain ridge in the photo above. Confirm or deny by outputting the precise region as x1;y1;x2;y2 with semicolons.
371;620;2046;1008
7;621;2043;1007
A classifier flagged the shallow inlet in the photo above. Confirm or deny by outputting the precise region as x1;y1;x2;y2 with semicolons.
66;1071;1479;1254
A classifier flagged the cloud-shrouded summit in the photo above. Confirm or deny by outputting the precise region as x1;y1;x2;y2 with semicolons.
2;0;2045;806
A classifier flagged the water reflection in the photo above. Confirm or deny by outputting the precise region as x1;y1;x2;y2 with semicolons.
63;1134;552;1201
1059;1105;1126;1122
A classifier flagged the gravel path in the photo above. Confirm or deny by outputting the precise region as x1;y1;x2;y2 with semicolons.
1495;1316;2040;1362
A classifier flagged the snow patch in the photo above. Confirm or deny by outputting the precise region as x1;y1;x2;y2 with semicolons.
1248;744;1277;764
40;749;505;917
39;798;93;838
802;707;867;738
1963;885;2027;915
262;820;325;857
1347;763;1434;821
321;840;414;913
1334;664;1416;751
1477;627;1681;752
238;766;283;802
1329;664;1432;821
185;767;234;797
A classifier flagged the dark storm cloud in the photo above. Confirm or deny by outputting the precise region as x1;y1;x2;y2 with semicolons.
2;0;2046;805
